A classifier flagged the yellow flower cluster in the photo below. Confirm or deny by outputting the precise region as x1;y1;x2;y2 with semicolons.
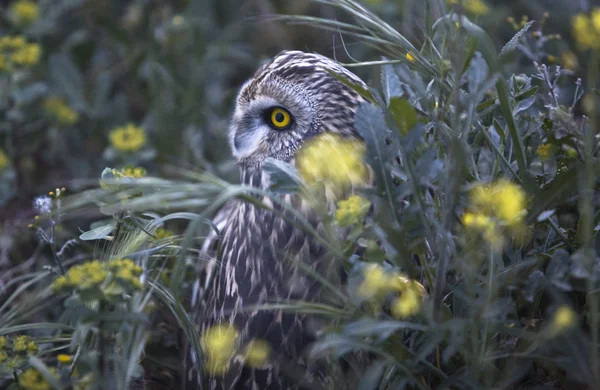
43;97;79;126
447;0;490;16
57;353;72;364
536;143;555;161
109;124;146;153
0;35;41;72
19;367;58;390
13;335;38;354
201;324;239;375
200;324;271;375
549;305;576;336
108;258;143;290
9;0;40;26
296;133;368;193
572;9;600;50
335;195;370;227
462;180;527;249
0;149;9;171
153;227;175;241
52;260;108;292
358;264;426;319
0;334;39;366
53;259;143;295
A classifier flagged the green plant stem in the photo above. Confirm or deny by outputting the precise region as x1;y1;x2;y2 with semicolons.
583;49;600;384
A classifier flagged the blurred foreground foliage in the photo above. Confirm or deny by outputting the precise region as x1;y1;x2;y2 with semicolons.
2;0;600;389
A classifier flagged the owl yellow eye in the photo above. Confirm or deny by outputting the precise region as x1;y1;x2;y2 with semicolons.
269;107;292;129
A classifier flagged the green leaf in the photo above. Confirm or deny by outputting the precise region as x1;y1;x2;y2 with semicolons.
79;224;115;241
500;20;535;57
381;61;403;105
389;97;418;136
263;157;303;194
515;86;539;101
325;68;376;103
48;53;87;111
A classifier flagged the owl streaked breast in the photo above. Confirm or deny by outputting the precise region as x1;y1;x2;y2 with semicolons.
188;50;368;390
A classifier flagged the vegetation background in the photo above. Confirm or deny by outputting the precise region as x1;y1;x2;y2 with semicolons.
1;0;600;389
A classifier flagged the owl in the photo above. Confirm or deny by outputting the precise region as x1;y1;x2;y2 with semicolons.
186;50;368;390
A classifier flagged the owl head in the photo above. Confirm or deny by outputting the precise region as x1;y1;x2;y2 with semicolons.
229;50;367;168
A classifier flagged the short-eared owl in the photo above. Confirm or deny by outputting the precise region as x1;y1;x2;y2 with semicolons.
187;50;368;389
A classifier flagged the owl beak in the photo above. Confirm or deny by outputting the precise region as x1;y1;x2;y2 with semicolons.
232;126;268;159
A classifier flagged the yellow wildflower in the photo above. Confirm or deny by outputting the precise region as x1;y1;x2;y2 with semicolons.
57;354;72;364
13;335;36;354
406;52;415;62
593;8;600;32
9;0;40;26
0;336;6;349
447;0;489;16
201;324;239;375
560;51;578;71
43;97;79;126
335;195;370;227
391;287;421;319
243;339;271;368
109;258;143;290
153;228;174;241
52;260;108;292
296;133;368;193
19;367;58;390
109;124;146;153
0;149;9;171
470;180;527;226
572;9;600;50
10;43;41;67
121;166;146;178
536;143;555;161
549;305;576;335
358;264;388;299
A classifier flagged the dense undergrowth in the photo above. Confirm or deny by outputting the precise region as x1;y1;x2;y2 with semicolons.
2;0;600;389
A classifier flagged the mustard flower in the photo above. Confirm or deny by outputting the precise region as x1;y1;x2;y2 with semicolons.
13;335;37;354
469;180;527;227
201;324;239;375
9;0;40;26
19;367;58;390
296;133;368;193
335;195;370;227
406;52;415;62
52;260;108;292
153;228;175;241
10;43;41;67
108;258;143;290
43;97;79;126
572;9;600;50
549;305;576;335
447;0;490;16
391;287;421;319
561;51;578;71
0;149;9;171
57;354;72;364
243;339;271;368
109;124;146;153
536;143;555;161
462;211;503;249
358;263;389;299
